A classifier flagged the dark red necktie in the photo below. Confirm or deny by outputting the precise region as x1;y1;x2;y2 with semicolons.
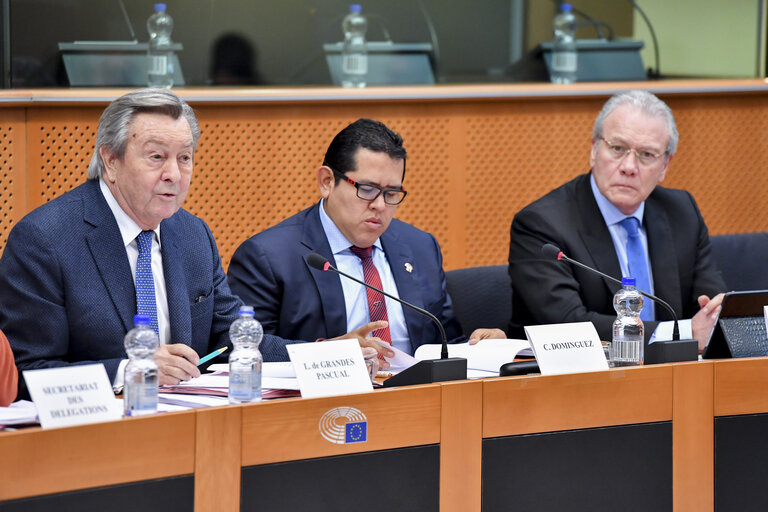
349;246;392;344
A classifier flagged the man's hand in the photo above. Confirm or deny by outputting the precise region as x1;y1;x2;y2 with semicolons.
155;343;202;385
330;321;394;370
692;293;725;351
468;328;507;345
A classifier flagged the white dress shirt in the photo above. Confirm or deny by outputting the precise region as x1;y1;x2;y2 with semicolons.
318;199;411;354
100;177;171;388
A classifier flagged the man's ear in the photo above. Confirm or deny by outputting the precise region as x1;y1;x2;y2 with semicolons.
658;154;673;183
317;165;334;198
100;146;119;183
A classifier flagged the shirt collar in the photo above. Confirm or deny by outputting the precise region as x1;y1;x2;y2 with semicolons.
318;199;383;255
589;172;645;227
99;176;161;247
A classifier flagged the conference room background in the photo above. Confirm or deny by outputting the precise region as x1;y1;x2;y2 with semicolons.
2;0;766;88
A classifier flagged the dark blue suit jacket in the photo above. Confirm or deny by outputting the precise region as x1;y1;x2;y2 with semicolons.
227;202;464;354
0;179;291;396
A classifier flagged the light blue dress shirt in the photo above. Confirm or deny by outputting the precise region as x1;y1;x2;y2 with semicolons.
318;200;410;354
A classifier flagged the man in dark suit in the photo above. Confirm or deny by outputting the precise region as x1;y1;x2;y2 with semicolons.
228;119;503;360
508;90;725;349
0;88;299;398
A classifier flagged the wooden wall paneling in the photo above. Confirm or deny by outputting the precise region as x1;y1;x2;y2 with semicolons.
660;94;768;236
482;365;674;438
672;361;714;512
0;412;195;501
240;385;441;467
713;357;768;416
0;108;26;252
194;406;242;512
440;380;482;512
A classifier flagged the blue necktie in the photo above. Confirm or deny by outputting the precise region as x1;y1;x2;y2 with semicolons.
619;217;653;322
135;230;159;334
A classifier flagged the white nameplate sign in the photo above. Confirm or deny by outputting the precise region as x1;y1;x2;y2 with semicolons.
23;364;122;429
287;338;374;398
525;322;609;375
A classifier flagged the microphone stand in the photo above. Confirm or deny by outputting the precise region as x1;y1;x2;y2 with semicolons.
307;253;466;386
543;244;698;364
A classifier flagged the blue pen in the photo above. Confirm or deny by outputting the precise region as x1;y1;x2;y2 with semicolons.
197;346;228;367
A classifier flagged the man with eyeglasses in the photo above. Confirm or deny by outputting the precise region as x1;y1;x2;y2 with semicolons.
228;119;504;362
508;90;725;349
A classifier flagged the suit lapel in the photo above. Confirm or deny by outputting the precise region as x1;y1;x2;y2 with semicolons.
83;180;135;334
160;220;192;346
301;204;347;337
575;176;622;295
644;197;682;319
381;225;424;350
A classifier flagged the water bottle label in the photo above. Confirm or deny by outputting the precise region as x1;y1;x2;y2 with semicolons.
229;369;254;400
552;51;577;72
149;55;169;75
124;382;158;415
343;54;368;75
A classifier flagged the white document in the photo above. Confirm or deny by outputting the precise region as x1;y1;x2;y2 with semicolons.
23;364;123;428
525;322;609;376
414;339;532;374
371;339;417;372
208;361;297;378
287;338;373;398
0;400;39;426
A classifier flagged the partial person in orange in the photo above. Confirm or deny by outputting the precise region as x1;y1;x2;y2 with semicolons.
0;329;18;406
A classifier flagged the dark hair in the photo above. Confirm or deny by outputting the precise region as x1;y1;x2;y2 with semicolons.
324;118;407;183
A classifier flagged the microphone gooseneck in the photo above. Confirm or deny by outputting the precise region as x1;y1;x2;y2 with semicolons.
541;243;681;341
307;252;450;359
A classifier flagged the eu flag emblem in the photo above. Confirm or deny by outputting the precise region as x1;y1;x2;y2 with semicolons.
344;421;367;443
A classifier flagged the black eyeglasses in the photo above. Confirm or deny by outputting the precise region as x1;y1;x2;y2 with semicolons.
326;163;407;205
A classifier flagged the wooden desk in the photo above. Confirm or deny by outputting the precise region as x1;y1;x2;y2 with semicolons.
3;358;768;511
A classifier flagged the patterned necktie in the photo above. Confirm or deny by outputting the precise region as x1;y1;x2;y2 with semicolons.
135;230;159;334
349;246;392;344
619;217;653;322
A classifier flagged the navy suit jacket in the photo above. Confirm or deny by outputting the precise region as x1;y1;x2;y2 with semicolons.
508;173;726;341
227;202;464;354
0;179;291;397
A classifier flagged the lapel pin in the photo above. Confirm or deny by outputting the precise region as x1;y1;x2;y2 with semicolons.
404;262;413;273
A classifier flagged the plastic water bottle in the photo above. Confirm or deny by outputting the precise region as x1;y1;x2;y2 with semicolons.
123;314;159;416
341;4;368;88
228;306;263;404
550;3;577;84
147;3;175;88
612;277;644;366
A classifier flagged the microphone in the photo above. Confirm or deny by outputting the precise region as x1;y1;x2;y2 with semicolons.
306;253;466;386
541;243;697;364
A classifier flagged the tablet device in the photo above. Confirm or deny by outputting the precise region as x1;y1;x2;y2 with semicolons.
702;290;768;359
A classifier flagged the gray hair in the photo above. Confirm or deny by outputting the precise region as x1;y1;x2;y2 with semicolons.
592;90;678;156
87;88;200;180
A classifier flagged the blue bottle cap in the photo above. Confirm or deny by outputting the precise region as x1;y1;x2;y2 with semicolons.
134;314;151;325
561;3;573;12
238;305;255;316
349;4;362;13
154;3;167;12
622;277;636;286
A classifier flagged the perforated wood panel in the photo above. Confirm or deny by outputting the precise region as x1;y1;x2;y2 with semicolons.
26;109;100;208
0;109;27;253
5;88;768;271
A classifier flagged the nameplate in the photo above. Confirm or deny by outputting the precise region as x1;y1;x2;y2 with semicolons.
287;339;374;398
23;364;122;429
525;322;609;375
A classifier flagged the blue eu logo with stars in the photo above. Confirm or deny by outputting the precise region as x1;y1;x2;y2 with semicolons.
344;421;367;443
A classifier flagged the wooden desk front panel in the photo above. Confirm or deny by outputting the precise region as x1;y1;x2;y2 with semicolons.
240;384;441;466
0;411;196;501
